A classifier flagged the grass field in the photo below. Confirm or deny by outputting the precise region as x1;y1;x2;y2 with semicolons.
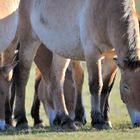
0;1;140;140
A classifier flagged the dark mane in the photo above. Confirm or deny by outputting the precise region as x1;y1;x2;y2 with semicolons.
122;0;140;70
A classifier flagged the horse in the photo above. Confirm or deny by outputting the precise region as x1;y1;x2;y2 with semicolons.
119;15;140;127
0;0;20;130
14;0;140;130
31;45;86;128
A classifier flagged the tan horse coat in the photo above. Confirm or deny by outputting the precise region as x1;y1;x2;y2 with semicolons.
14;0;140;129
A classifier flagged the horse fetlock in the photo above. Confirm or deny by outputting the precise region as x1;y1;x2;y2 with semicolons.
53;113;77;130
53;114;62;126
14;112;28;130
91;111;112;130
62;121;77;130
104;121;112;129
31;106;43;126
61;115;77;130
16;122;29;131
53;113;69;126
34;122;44;128
34;118;43;127
75;106;86;125
5;117;13;126
91;111;105;129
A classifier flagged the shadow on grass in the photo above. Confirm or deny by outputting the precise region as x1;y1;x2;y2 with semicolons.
0;122;137;136
0;124;93;136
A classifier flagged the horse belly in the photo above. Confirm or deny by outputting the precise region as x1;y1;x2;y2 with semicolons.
31;1;85;60
33;24;84;60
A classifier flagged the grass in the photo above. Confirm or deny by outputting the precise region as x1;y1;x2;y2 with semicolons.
0;1;140;140
0;66;138;140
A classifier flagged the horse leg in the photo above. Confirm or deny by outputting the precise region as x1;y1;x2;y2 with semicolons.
48;55;77;129
70;61;86;126
42;101;56;127
14;40;40;130
31;67;43;127
0;91;7;130
83;46;104;130
2;41;18;127
34;45;77;129
37;77;56;126
100;59;117;129
5;96;13;127
63;64;76;121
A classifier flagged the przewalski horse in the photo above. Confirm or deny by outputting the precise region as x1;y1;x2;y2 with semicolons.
15;0;140;130
0;0;20;130
31;50;86;127
119;14;140;127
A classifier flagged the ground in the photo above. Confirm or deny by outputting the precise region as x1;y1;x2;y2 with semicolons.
0;1;140;139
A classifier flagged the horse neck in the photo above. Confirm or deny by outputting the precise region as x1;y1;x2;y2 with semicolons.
108;0;140;69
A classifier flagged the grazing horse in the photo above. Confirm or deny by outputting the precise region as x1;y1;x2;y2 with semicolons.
31;45;86;127
15;0;140;130
119;15;140;127
0;0;19;130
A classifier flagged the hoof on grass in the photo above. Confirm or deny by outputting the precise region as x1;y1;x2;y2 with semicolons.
62;121;78;131
93;121;112;130
16;122;29;131
34;122;44;128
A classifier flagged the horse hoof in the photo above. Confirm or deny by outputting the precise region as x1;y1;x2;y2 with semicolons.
6;124;14;129
75;107;86;126
34;122;44;128
16;122;29;131
74;121;84;127
62;122;78;130
103;121;112;129
61;116;78;130
93;121;112;130
74;116;87;126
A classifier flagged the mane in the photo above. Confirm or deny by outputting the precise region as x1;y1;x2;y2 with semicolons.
122;0;140;70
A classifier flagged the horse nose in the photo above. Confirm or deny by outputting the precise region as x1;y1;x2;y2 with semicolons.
129;110;140;127
134;122;140;128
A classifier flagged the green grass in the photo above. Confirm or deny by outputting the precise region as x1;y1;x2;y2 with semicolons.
136;0;140;13
0;63;138;140
0;1;140;139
